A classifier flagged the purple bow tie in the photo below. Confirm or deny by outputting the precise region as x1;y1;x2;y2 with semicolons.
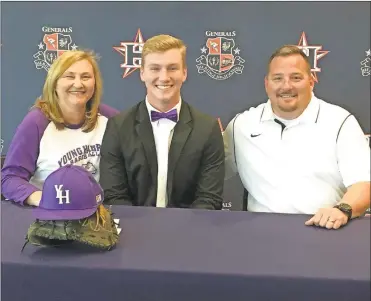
150;109;178;122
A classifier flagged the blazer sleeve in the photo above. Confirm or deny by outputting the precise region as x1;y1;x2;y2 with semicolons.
191;120;225;210
99;117;133;205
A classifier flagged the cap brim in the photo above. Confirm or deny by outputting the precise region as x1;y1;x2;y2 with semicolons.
33;206;97;221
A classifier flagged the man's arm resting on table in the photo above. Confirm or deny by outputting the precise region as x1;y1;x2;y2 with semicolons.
306;116;370;228
305;181;371;229
99;117;134;205
338;181;371;218
191;121;225;210
337;115;371;218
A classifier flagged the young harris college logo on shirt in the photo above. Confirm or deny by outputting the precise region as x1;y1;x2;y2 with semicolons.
196;30;245;81
33;26;78;72
58;144;101;174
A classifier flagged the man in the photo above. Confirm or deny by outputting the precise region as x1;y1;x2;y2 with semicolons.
100;34;224;209
224;45;370;229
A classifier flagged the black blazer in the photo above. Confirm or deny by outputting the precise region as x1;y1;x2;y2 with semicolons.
99;100;225;209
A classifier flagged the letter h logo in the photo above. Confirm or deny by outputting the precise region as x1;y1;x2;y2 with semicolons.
55;185;70;204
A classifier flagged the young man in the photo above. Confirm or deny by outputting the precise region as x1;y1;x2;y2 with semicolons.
100;34;224;209
224;45;370;229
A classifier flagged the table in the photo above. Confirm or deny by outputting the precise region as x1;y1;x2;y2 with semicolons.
1;202;370;301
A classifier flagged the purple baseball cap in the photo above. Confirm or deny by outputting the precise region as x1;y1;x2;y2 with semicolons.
33;165;103;220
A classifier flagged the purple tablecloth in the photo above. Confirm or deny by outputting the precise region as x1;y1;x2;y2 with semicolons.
1;202;370;301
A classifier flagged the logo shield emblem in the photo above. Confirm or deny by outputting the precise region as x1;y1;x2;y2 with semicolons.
206;37;235;73
196;31;245;80
43;33;72;65
34;27;77;72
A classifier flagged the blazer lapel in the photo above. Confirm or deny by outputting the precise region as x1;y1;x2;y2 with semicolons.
167;102;193;202
135;101;158;185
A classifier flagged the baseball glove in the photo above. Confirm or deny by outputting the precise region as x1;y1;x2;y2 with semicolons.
23;219;76;250
74;204;119;250
22;205;119;251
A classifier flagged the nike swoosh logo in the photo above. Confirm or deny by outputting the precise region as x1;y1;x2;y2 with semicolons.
250;134;262;138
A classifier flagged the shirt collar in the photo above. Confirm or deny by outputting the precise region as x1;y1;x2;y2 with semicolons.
145;96;182;122
261;92;320;124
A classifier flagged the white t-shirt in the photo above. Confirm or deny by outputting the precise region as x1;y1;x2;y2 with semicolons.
1;104;119;204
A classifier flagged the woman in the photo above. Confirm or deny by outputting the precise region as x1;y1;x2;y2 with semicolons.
1;50;119;206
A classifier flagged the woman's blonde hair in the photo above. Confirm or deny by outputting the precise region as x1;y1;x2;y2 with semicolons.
33;49;103;132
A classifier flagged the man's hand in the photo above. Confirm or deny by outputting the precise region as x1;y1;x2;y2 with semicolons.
305;207;349;229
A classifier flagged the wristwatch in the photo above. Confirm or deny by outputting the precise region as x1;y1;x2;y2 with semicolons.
333;203;352;221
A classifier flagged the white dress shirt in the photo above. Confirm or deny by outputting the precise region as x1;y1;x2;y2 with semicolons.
146;98;182;207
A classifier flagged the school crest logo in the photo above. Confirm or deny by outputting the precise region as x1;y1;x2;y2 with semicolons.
33;26;78;72
196;31;245;80
360;49;371;77
297;32;329;83
82;162;97;175
113;28;145;78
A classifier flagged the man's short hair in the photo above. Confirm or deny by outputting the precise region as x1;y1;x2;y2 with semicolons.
267;45;311;75
141;34;187;68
